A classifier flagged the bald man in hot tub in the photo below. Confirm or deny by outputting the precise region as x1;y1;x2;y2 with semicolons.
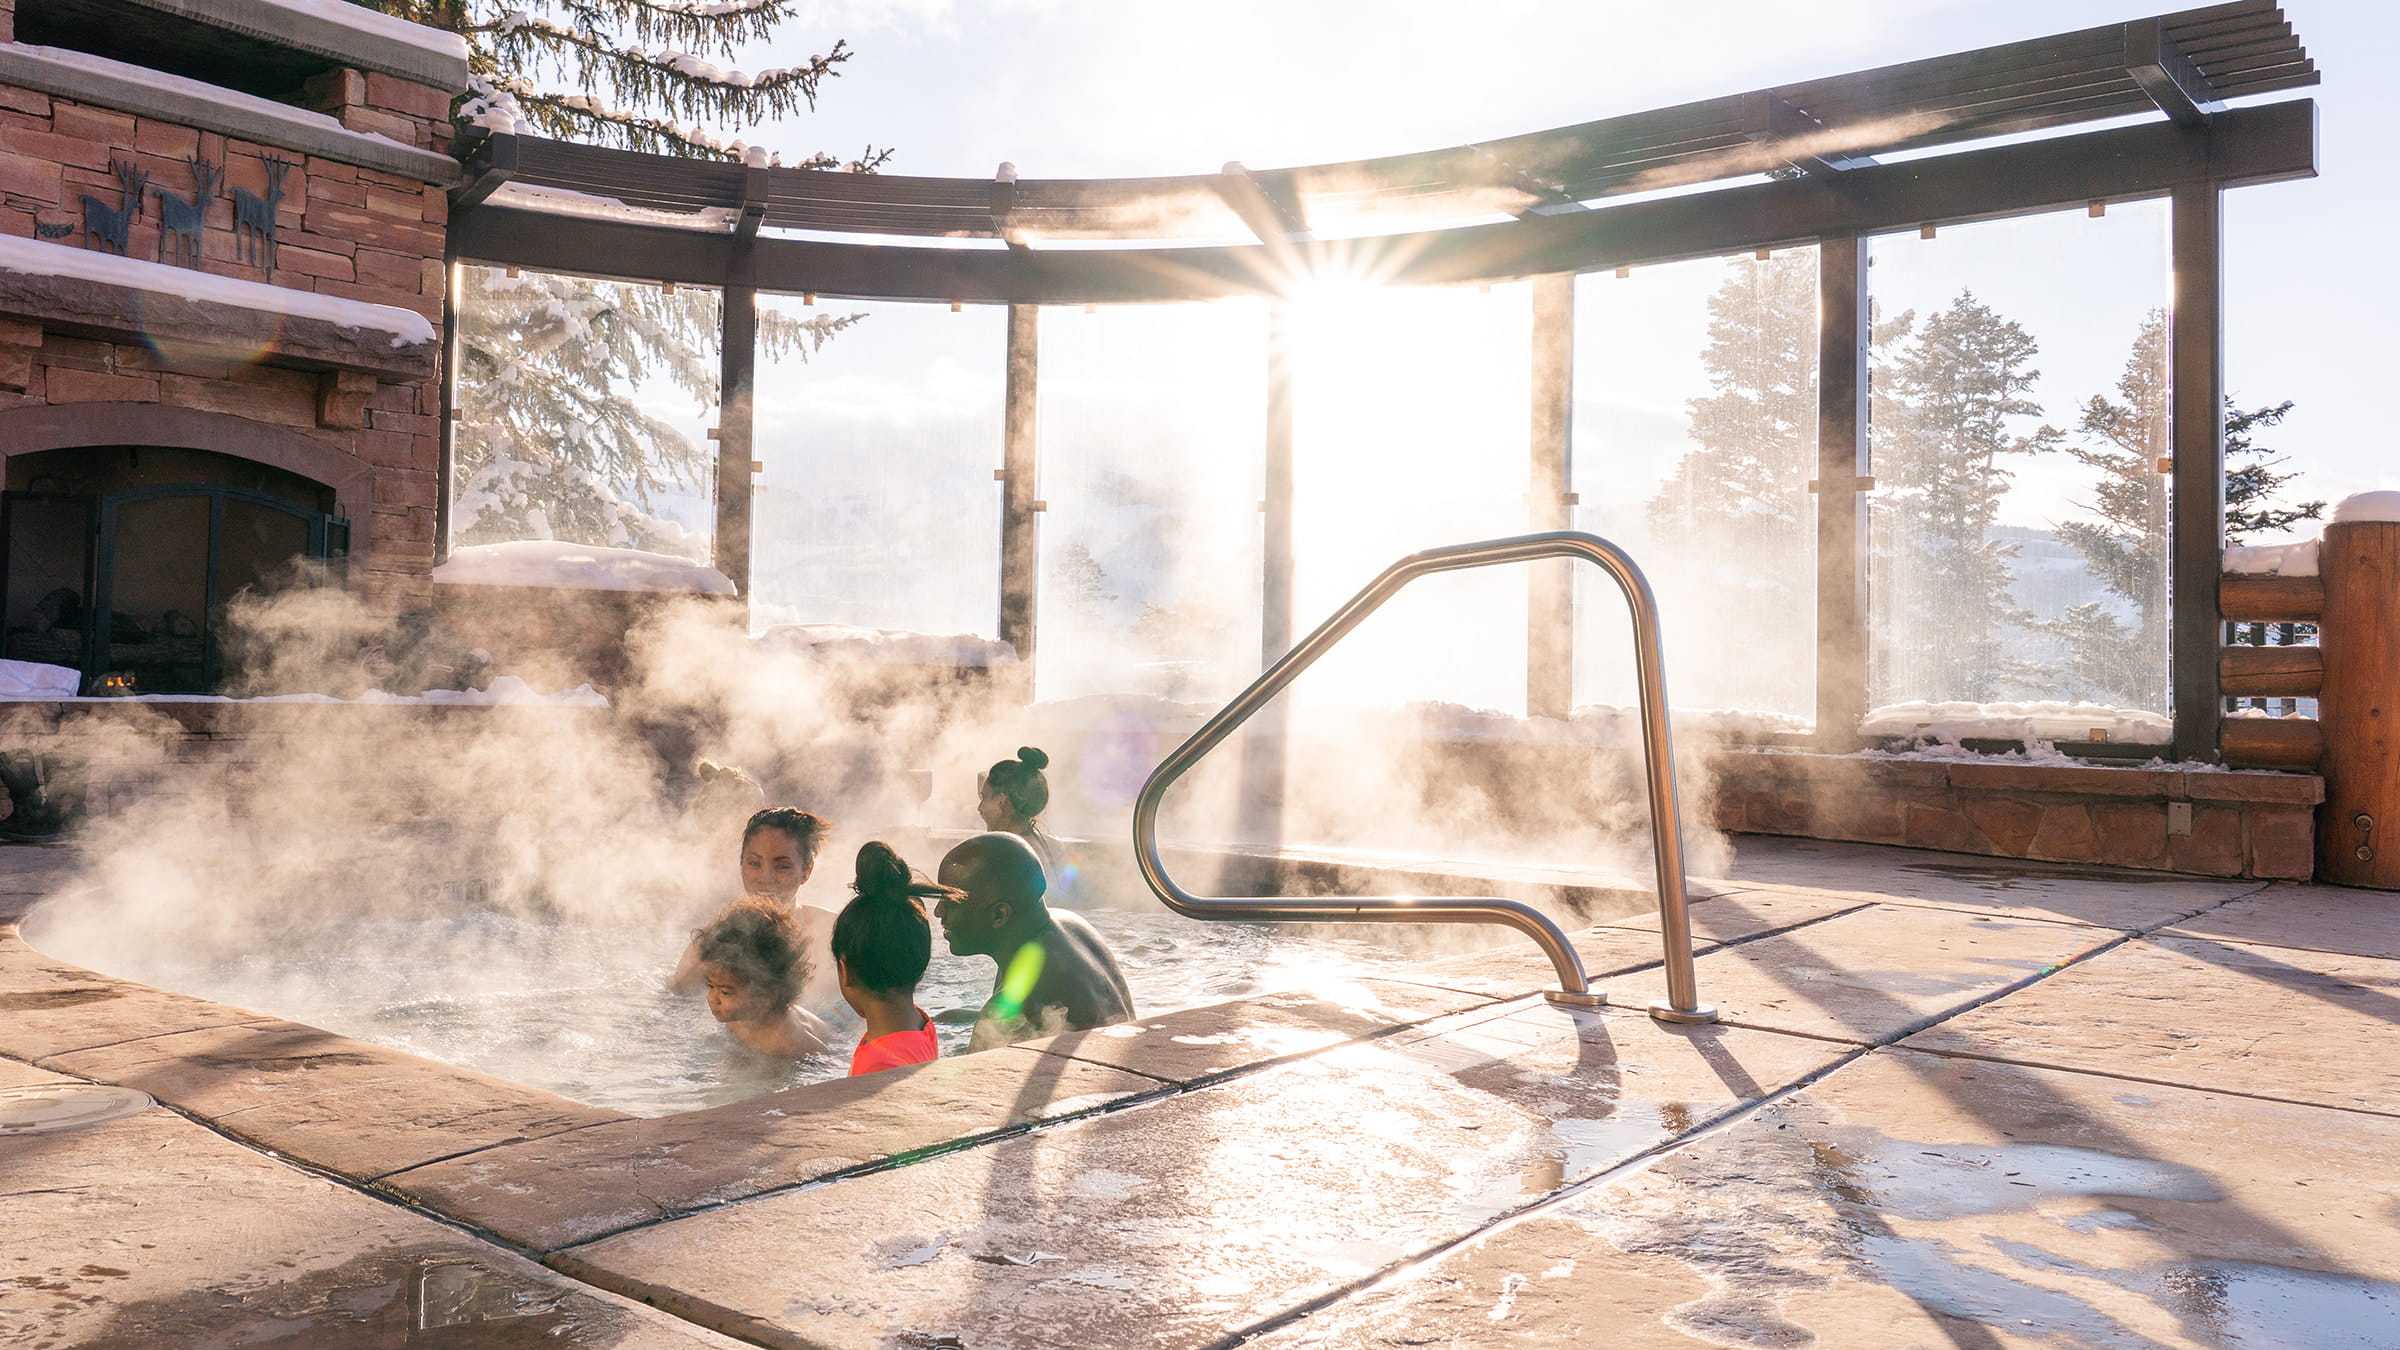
935;832;1133;1051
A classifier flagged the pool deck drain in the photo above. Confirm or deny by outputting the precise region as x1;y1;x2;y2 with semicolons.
3;837;2396;1347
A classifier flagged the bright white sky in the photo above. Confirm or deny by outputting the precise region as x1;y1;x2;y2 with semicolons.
726;0;2392;532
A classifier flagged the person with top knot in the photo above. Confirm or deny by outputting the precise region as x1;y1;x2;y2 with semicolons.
834;841;951;1076
977;746;1063;886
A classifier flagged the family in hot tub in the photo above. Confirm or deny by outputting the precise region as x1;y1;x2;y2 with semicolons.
668;746;1133;1076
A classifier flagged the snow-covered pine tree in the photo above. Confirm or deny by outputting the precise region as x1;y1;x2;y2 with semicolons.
2223;399;2323;544
449;268;856;554
2035;311;2171;710
1643;250;1818;712
343;0;881;555
2032;310;2321;708
347;0;887;166
1868;289;2058;705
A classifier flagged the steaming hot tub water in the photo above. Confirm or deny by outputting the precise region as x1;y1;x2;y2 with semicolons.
28;892;1481;1116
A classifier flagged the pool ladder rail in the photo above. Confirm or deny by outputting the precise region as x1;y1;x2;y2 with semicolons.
1130;530;1716;1024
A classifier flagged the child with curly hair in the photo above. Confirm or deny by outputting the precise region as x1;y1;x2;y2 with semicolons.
694;895;834;1057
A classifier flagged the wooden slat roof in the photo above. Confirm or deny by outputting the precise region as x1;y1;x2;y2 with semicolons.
462;0;2314;245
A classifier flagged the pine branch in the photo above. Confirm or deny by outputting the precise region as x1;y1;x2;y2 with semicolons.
482;15;849;121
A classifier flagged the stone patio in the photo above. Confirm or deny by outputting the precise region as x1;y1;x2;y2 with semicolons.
4;835;2394;1348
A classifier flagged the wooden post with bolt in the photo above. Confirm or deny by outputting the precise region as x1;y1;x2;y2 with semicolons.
2318;518;2400;887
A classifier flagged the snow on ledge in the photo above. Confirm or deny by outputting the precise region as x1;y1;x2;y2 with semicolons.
434;540;736;596
0;234;436;348
3;44;448;174
257;0;471;63
2223;539;2320;577
0;673;607;707
0;659;79;699
754;624;1019;667
1861;700;2172;744
485;182;740;233
2332;490;2400;524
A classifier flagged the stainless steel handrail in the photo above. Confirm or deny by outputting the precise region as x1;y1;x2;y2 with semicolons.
1131;530;1716;1023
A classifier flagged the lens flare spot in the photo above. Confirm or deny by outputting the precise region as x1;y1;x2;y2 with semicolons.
991;940;1047;1022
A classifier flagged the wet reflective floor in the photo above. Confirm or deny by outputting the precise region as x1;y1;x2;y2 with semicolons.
5;838;2397;1349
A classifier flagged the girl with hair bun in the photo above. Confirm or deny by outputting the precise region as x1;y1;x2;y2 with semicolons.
977;746;1064;887
834;841;957;1075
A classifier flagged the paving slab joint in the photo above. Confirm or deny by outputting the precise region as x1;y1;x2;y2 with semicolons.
1215;911;2215;1347
1207;1037;1884;1350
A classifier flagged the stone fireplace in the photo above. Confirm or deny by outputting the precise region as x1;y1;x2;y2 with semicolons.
0;0;461;693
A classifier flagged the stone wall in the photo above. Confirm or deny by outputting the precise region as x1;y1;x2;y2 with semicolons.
1705;752;2319;881
0;93;448;319
0;13;455;616
0;699;610;834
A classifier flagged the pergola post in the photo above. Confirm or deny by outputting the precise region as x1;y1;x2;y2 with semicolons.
1238;301;1298;849
1000;304;1041;666
1527;274;1575;720
1815;234;1871;750
435;259;455;566
2170;181;2225;763
714;278;757;615
1261;301;1296;663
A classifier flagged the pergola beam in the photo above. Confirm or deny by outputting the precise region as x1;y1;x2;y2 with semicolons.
2127;17;2226;126
1741;90;1875;177
450;129;516;212
1214;162;1312;245
448;101;2316;306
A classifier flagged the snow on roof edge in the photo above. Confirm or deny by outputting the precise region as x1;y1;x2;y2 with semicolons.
239;0;471;66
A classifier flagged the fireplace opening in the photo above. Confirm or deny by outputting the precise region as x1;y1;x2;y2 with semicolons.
3;446;349;695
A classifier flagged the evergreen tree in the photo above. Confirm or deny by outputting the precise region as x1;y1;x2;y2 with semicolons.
348;0;887;165
342;0;884;554
1051;541;1118;617
1868;289;2058;704
2017;312;2318;710
2223;399;2323;543
449;269;856;554
2035;311;2170;709
1642;251;1818;711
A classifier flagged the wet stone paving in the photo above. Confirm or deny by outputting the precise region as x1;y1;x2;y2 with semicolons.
4;836;2398;1348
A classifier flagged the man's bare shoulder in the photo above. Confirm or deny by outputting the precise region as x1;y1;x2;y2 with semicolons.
1048;911;1122;964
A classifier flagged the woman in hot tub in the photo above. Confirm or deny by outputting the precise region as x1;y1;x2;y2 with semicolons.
978;747;1066;891
672;807;848;1022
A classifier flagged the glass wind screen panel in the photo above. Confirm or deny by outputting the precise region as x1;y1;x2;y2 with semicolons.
2;494;91;672
1287;282;1532;715
1034;300;1266;704
451;265;723;563
1571;249;1819;725
751;297;1004;637
104;494;209;694
1866;202;2172;737
217;499;313;598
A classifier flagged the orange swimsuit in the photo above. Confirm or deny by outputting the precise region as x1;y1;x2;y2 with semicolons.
849;1009;939;1076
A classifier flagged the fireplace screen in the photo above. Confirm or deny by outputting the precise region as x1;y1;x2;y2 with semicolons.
2;484;347;695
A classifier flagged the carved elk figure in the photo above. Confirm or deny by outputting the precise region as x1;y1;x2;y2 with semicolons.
230;155;291;276
152;156;222;269
78;159;149;255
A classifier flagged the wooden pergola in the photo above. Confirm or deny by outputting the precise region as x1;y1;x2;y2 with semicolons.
445;0;2318;764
